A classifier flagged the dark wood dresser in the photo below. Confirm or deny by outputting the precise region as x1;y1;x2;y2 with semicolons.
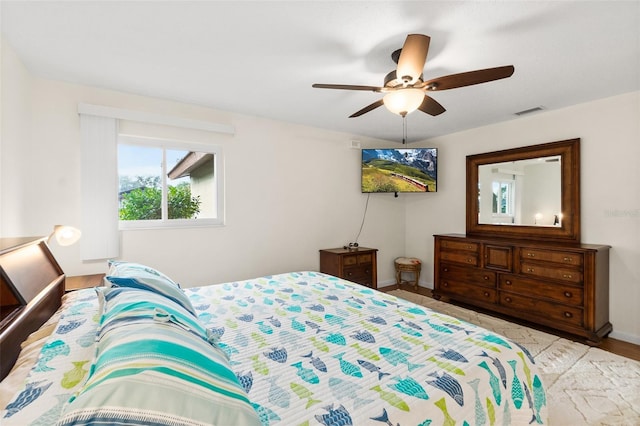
434;234;611;344
319;247;378;289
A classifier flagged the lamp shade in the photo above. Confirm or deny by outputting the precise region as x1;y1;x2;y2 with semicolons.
383;89;424;116
48;225;82;247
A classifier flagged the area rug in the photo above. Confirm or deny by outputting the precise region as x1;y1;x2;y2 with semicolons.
388;290;640;425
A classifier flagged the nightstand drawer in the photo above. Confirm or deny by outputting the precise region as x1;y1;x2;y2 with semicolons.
343;255;358;266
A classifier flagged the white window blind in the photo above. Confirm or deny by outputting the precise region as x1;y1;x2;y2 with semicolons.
80;114;120;260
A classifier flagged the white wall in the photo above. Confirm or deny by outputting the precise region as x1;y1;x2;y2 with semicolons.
406;91;640;344
1;38;33;234
0;40;406;287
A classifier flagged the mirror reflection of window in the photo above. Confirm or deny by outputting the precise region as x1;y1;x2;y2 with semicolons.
492;180;515;218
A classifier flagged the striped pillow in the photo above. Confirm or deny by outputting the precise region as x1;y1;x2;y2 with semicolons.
56;287;260;426
107;260;176;283
105;261;197;316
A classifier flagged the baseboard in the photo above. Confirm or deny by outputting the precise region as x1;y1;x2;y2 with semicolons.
609;330;640;345
377;279;433;290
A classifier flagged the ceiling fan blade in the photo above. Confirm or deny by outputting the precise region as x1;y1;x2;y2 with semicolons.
396;34;430;85
423;65;515;91
418;95;446;116
349;99;384;118
312;83;382;92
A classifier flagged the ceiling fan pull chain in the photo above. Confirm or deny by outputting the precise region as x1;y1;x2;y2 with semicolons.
402;115;407;144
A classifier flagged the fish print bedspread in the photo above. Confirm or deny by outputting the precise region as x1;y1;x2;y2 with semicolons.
191;272;547;425
1;271;547;425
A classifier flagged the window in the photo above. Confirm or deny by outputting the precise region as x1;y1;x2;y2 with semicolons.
117;135;224;229
492;180;514;217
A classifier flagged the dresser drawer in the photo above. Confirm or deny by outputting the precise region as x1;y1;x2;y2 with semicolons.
520;261;583;283
440;239;479;252
520;248;584;266
440;251;479;266
499;275;583;306
439;279;497;303
499;292;583;328
440;263;496;287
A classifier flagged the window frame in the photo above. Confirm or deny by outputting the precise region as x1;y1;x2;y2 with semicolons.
117;134;224;230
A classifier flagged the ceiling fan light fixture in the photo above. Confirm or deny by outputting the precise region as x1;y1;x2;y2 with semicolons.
383;88;424;116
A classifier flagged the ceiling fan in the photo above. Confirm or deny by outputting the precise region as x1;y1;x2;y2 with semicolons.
312;34;515;118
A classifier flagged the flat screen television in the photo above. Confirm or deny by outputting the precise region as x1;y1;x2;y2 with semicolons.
361;148;437;193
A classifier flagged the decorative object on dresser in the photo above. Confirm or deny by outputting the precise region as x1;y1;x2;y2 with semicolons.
319;247;377;288
394;256;422;289
434;138;612;344
0;237;65;380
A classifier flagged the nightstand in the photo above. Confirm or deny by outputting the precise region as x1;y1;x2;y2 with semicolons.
65;274;105;292
319;247;378;288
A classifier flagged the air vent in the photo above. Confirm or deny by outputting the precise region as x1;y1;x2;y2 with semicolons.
514;106;545;116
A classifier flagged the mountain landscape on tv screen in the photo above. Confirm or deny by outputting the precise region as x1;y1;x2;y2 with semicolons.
362;148;437;193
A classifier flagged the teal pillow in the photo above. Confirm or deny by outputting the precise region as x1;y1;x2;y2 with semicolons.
57;287;260;426
107;260;176;283
104;261;196;316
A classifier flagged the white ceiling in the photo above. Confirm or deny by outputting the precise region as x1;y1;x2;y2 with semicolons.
2;1;639;143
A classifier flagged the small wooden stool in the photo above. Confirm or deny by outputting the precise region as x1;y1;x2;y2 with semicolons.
394;257;422;290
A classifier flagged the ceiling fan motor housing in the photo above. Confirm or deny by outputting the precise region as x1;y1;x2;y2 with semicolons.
384;70;424;88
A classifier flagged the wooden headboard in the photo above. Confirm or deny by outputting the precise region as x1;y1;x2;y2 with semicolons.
0;237;65;381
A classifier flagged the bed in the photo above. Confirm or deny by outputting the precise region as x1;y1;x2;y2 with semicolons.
0;256;548;425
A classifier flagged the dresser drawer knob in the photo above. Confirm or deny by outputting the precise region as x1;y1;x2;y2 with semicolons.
467;258;473;263
483;291;490;297
564;312;573;318
505;280;512;285
563;257;572;262
564;291;572;298
527;253;535;257
467;245;473;249
527;268;535;273
563;274;573;279
483;276;489;281
504;296;512;303
443;268;449;272
443;282;449;287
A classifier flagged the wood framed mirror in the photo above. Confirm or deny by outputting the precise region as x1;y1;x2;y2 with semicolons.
466;138;580;242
